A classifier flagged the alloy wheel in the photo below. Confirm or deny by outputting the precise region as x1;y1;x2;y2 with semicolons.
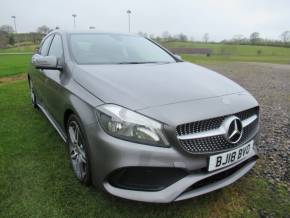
68;120;88;181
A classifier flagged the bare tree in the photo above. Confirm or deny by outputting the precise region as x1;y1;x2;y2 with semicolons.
0;25;14;33
280;31;290;43
203;33;209;43
250;32;260;44
177;33;188;41
0;30;9;48
37;25;51;34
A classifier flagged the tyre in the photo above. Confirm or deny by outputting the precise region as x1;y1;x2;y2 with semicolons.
66;114;91;185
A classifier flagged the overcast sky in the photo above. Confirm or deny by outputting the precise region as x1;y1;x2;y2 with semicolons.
0;0;289;41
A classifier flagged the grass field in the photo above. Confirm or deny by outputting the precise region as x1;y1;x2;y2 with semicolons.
0;80;289;218
162;41;290;55
0;54;32;77
161;41;290;64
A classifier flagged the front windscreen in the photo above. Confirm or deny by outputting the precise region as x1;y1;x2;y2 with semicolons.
69;33;176;64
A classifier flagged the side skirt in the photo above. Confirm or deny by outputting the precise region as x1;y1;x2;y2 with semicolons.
37;103;67;143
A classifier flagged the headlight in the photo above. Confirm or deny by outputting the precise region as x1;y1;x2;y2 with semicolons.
96;104;169;147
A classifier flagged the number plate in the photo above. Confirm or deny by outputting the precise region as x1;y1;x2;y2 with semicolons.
208;141;253;172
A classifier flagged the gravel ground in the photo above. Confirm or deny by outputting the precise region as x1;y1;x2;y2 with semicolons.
202;62;290;185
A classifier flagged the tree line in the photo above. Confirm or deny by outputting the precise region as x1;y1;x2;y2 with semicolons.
0;25;52;48
222;31;290;47
0;24;289;48
141;31;290;47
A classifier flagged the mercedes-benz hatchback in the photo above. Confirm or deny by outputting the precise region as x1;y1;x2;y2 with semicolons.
28;30;259;203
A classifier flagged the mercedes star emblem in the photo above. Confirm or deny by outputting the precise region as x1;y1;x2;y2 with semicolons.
223;116;243;144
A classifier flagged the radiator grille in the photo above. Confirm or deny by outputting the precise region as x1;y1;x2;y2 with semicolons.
176;107;259;153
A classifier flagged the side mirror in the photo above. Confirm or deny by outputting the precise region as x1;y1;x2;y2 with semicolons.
32;54;62;70
174;54;182;61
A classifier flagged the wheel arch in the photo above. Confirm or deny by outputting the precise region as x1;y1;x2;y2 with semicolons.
63;108;76;130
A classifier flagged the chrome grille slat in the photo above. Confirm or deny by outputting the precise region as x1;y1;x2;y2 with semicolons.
176;107;259;154
177;114;257;141
242;114;258;127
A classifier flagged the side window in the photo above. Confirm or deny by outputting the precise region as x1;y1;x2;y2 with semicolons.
39;35;53;56
48;34;63;59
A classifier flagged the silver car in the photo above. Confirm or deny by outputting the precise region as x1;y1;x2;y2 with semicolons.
28;30;259;203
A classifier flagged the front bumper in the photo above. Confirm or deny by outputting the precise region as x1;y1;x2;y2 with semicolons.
85;122;258;203
104;155;257;203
